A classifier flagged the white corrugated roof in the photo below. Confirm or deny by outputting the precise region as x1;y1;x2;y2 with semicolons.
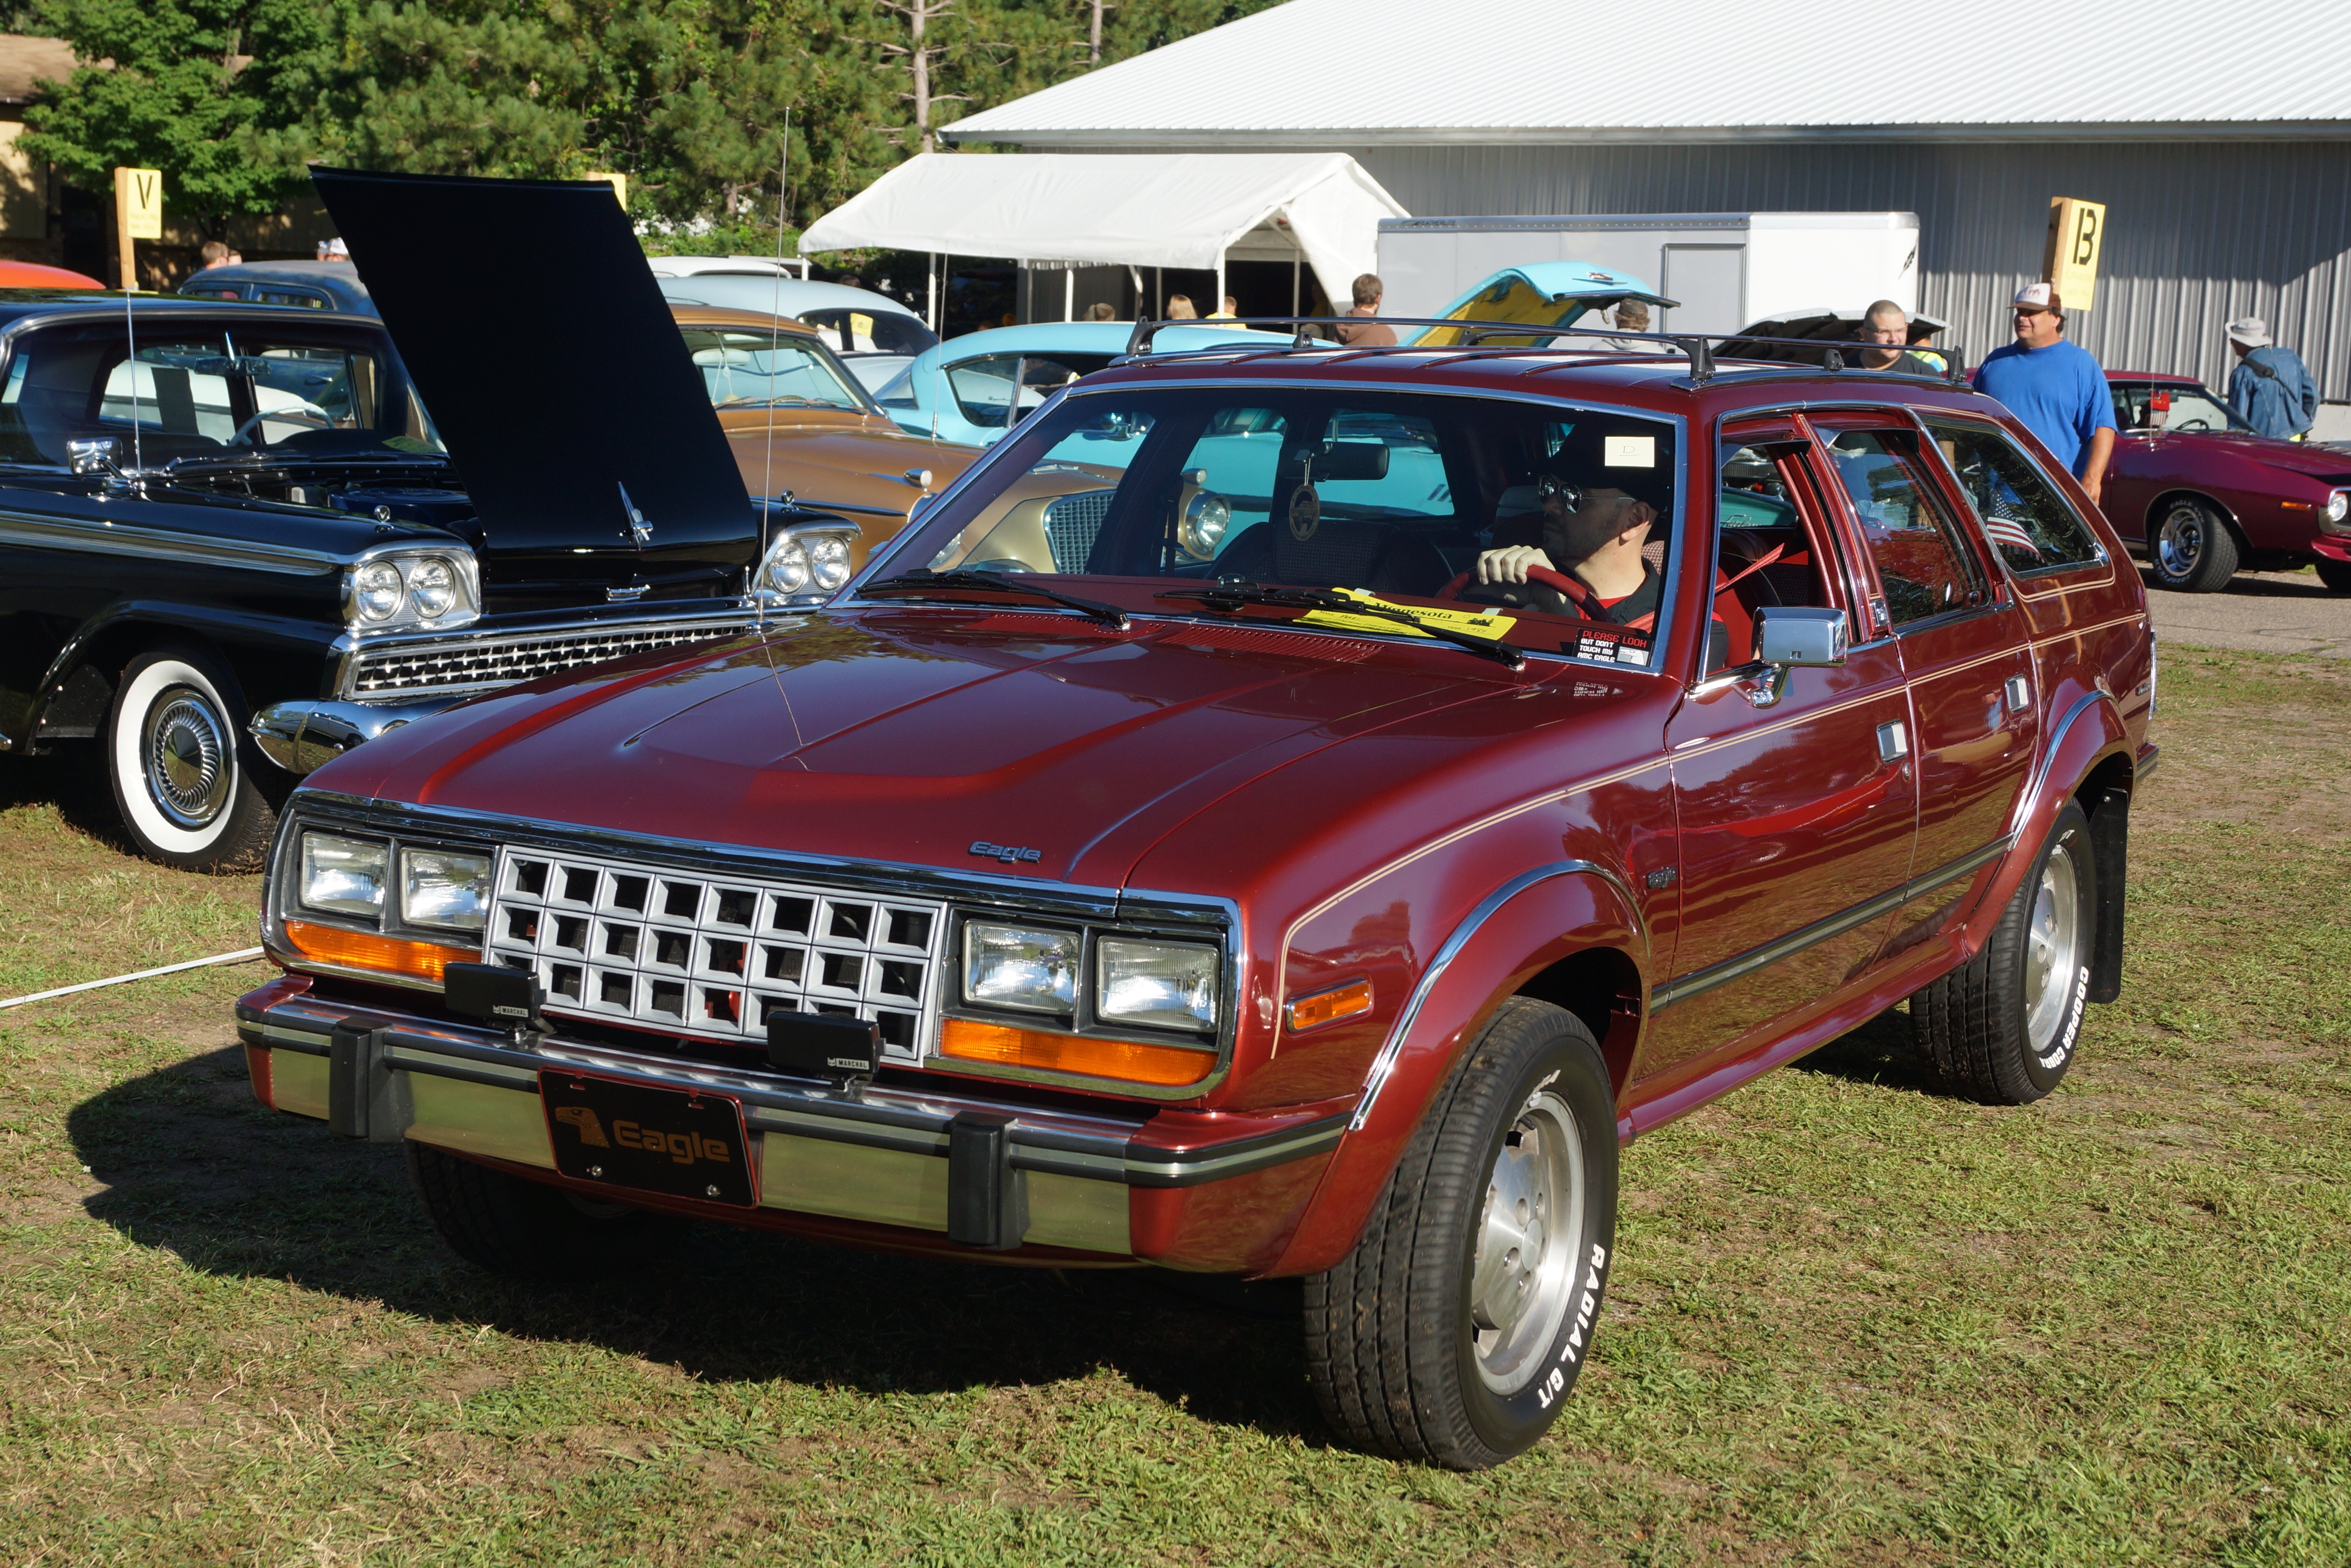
942;0;2351;143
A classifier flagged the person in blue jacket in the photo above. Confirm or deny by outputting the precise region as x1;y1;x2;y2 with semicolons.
2224;317;2319;441
1971;282;2117;507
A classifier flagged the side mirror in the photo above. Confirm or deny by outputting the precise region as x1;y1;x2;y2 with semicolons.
1753;605;1848;667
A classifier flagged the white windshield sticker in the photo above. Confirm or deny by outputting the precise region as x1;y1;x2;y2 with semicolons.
1604;435;1655;468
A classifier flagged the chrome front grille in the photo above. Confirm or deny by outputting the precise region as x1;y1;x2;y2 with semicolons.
1042;489;1115;572
484;847;947;1058
346;620;745;699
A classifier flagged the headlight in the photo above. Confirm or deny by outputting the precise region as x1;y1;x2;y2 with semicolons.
1178;489;1232;559
1096;938;1219;1033
300;832;386;916
401;847;492;933
406;556;459;618
343;548;479;633
754;523;858;606
2324;490;2349;531
963;922;1078;1015
351;560;403;621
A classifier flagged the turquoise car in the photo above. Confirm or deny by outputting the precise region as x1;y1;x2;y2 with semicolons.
873;322;1295;448
1404;263;1673;348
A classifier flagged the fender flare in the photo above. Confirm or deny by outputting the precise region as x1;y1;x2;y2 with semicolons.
1266;861;1646;1278
33;600;342;727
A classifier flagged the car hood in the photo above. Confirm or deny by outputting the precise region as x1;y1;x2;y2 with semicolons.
319;610;1595;891
2157;430;2351;478
313;167;755;589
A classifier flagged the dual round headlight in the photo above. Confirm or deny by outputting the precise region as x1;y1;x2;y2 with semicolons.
346;551;477;630
755;525;858;605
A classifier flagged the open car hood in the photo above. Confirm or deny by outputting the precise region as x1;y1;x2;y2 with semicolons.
313;167;756;590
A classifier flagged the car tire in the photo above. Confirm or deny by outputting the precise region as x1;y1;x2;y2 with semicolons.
1304;997;1619;1471
2315;558;2351;595
407;1143;687;1280
2148;496;2239;592
104;647;277;873
1909;799;2096;1105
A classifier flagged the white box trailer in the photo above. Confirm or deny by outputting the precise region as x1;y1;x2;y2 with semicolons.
1376;212;1921;338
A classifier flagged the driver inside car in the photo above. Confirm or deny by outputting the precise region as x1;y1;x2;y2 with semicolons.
1471;462;1731;670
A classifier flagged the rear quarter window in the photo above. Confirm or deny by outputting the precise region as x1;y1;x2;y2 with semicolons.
1926;417;2106;575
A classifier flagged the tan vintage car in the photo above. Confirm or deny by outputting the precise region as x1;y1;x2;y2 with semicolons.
671;304;980;571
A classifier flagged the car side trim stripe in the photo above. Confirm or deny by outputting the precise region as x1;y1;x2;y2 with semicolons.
0;509;341;575
1650;835;2016;1011
1347;860;1608;1134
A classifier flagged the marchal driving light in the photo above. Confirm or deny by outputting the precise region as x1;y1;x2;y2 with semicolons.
300;833;387;917
400;847;492;933
754;522;860;607
963;923;1078;1016
1096;938;1219;1033
1178;489;1233;559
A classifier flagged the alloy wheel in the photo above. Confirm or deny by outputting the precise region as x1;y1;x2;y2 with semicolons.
1469;1088;1588;1393
2022;840;2084;1059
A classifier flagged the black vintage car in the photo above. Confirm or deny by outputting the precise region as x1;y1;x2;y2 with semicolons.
0;169;858;870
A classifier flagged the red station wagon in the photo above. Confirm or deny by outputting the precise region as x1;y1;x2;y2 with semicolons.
236;327;2157;1469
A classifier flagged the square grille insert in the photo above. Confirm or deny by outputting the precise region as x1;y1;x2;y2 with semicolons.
485;847;947;1059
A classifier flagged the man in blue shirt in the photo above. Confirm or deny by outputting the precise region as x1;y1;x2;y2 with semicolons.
2224;317;2319;440
1971;283;2117;506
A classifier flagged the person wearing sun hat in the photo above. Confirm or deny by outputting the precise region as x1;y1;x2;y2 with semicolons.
1970;282;2117;505
2224;317;2317;441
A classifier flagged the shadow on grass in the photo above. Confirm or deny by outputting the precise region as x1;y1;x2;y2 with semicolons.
65;1044;1323;1446
0;744;136;854
1787;1006;1952;1098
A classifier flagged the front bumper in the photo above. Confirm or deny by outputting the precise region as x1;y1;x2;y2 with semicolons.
236;977;1345;1266
252;696;451;774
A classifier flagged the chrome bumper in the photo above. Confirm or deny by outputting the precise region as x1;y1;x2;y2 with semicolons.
236;989;1344;1258
252;697;452;774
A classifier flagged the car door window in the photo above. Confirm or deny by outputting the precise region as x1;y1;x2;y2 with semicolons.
1924;417;2105;575
252;287;328;310
946;354;1109;430
797;308;938;357
1815;424;1985;627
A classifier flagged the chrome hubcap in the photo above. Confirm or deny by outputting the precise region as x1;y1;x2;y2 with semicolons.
144;689;231;830
1470;1088;1585;1393
2156;507;2205;579
2022;841;2083;1060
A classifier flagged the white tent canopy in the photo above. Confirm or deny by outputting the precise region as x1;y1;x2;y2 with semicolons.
798;152;1408;312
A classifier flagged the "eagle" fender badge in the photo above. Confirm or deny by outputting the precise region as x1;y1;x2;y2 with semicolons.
970;840;1043;864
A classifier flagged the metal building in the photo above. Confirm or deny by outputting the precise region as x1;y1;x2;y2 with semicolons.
942;0;2351;399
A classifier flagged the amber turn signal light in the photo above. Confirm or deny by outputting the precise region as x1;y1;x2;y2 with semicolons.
284;919;474;983
1286;978;1373;1033
939;1018;1215;1087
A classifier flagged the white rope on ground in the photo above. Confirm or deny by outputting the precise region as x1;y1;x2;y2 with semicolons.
0;948;266;1011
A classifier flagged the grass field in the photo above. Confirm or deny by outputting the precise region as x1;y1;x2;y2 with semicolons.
1;646;2346;1567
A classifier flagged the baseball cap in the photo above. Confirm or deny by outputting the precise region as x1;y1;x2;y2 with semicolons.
2012;282;2057;312
2225;316;2271;348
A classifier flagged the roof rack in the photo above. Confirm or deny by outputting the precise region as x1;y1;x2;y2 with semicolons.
1119;317;1967;386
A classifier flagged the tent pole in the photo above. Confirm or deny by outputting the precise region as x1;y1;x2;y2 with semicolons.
1216;254;1226;318
1154;267;1162;319
1291;255;1300;316
927;253;938;332
1065;267;1074;322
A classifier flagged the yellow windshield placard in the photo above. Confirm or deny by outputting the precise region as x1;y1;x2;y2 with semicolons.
1294;590;1517;643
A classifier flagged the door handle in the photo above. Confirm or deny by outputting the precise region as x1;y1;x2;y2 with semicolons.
1876;721;1909;763
2004;675;2032;714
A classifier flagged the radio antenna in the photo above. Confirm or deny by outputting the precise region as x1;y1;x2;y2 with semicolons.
122;258;143;477
756;108;792;635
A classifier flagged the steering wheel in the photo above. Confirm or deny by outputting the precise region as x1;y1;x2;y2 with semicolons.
231;407;335;445
2178;418;2210;431
1437;562;1588;606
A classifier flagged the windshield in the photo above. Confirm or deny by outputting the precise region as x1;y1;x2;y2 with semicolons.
0;319;440;468
797;306;938;357
871;386;1685;669
2111;381;2250;434
681;326;871;412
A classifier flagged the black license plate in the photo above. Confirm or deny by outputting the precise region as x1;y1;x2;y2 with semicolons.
540;1072;756;1206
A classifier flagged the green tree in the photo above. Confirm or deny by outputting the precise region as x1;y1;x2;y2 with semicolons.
20;0;331;234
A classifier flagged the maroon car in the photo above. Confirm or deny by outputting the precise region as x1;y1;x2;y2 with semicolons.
2101;371;2351;592
236;335;2155;1469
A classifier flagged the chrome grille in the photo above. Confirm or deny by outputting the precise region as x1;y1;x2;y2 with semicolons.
484;847;947;1058
347;621;745;698
1042;489;1115;572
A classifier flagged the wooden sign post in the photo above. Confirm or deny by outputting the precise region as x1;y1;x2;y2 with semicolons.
2042;196;2106;312
113;167;163;291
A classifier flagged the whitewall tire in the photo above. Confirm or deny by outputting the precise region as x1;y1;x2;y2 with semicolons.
105;648;276;872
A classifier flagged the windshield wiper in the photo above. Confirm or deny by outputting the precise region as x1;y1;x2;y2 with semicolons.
1157;582;1525;670
862;568;1132;630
